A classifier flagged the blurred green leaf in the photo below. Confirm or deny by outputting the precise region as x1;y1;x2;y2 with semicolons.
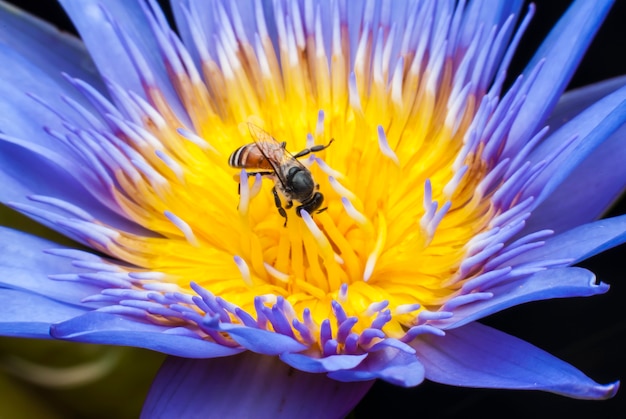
1;338;164;418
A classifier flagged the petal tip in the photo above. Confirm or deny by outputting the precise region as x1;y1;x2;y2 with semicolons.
599;380;620;400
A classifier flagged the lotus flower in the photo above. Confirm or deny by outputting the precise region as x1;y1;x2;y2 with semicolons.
0;0;625;417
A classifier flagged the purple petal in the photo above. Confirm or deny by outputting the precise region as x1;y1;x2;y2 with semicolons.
0;288;87;338
513;214;626;266
280;352;368;373
412;322;619;400
58;0;188;124
217;323;308;354
141;353;373;419
51;311;243;358
0;227;101;304
328;346;425;387
0;46;90;147
0;138;154;239
523;123;626;234
507;0;614;154
522;83;626;206
546;76;626;132
435;267;606;330
0;2;104;91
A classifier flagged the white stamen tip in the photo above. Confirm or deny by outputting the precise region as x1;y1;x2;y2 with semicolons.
363;213;387;282
316;110;325;137
315;157;343;178
300;210;324;241
164;210;199;246
142;282;182;292
341;197;368;226
338;283;348;301
234;255;253;286
363;254;376;282
443;165;468;197
329;176;356;201
250;173;263;199
155;150;185;183
238;169;250;215
301;210;342;264
395;303;422;315
377;125;400;166
264;262;290;283
176;128;217;153
258;294;277;304
365;300;389;316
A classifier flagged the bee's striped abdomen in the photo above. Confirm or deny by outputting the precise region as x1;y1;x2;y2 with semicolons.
228;145;249;168
228;144;274;171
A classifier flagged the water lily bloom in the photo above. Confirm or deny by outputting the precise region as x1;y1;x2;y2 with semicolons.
1;0;626;416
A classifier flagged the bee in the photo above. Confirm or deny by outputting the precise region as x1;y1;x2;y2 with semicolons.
229;124;333;225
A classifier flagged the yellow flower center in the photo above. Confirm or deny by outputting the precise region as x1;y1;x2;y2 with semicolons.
86;10;504;348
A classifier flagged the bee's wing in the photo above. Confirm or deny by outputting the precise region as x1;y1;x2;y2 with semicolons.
247;123;304;188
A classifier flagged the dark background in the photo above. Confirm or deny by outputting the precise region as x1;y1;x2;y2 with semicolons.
3;1;626;418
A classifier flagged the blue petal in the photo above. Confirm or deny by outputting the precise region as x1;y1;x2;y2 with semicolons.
523;122;626;234
512;214;626;266
141;353;373;419
507;0;614;153
0;137;156;239
58;0;189;125
0;288;87;338
0;227;101;304
412;322;619;399
0;2;105;92
280;352;367;373
522;84;626;207
328;346;425;387
435;267;606;330
169;0;211;71
51;311;243;358
217;323;308;354
546;76;626;132
0;45;90;147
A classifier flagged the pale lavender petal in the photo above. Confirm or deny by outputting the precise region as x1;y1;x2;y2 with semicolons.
512;214;626;266
506;0;614;154
433;267;606;330
546;76;626;132
0;45;89;146
0;288;87;338
413;322;619;399
0;2;104;91
521;83;626;206
0;140;149;239
217;323;308;354
141;353;373;419
280;352;367;373
51;311;242;358
328;347;425;387
58;0;188;124
0;226;100;303
523;124;626;234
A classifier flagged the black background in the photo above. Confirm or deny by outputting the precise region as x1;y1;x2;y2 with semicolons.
4;1;626;418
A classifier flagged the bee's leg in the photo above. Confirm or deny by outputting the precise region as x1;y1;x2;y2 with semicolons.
272;186;288;226
285;200;293;209
247;171;274;177
235;171;273;195
292;139;335;159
